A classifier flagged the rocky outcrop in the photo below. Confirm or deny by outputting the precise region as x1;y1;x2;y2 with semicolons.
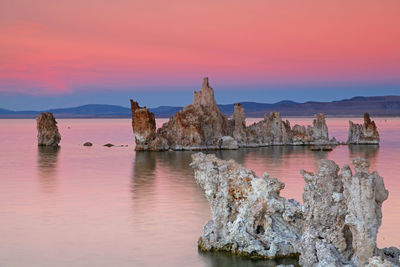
308;113;329;144
347;113;380;145
231;103;247;145
130;100;157;150
36;112;61;146
130;78;339;150
191;152;398;266
300;158;389;266
190;152;303;258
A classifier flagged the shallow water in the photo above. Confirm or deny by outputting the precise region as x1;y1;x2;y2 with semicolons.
0;117;399;266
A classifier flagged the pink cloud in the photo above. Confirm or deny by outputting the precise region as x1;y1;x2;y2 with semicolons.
0;0;399;94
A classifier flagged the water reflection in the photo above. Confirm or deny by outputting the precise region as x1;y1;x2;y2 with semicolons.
199;251;299;267
132;152;157;191
37;146;60;193
130;144;383;266
348;145;379;163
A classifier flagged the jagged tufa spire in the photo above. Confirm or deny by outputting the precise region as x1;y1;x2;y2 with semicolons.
193;77;217;108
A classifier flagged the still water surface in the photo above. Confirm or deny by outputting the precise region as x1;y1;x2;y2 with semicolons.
0;118;399;266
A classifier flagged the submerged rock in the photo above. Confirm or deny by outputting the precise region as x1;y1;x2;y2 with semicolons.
131;78;338;151
103;143;114;147
347;113;380;145
191;152;398;266
36;112;61;146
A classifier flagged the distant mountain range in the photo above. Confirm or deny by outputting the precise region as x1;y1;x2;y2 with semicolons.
1;96;400;118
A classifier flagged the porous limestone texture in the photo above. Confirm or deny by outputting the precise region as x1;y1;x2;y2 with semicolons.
131;78;337;151
347;113;380;145
191;152;399;267
36;112;61;146
300;158;390;266
367;256;397;267
190;152;303;258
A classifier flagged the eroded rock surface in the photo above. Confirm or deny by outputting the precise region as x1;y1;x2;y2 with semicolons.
191;152;398;266
131;78;336;151
190;152;303;258
36;112;61;146
347;113;380;145
300;158;390;266
130;100;157;150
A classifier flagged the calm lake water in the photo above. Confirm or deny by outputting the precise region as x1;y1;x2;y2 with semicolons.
0;117;399;266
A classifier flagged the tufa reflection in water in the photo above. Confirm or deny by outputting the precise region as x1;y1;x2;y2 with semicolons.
349;144;379;163
37;146;60;193
199;250;299;267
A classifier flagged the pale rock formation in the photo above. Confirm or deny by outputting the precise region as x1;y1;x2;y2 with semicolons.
292;124;312;145
231;103;247;145
367;256;396;267
246;112;292;146
347;113;380;144
190;152;303;258
131;78;336;150
155;78;231;150
308;113;330;144
300;160;348;267
300;157;390;266
193;77;218;108
219;136;239;150
36;112;61;146
380;247;400;266
191;152;398;266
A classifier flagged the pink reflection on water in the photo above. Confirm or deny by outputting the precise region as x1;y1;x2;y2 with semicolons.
0;117;399;266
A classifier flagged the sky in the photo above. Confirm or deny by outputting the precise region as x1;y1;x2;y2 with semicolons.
1;0;399;110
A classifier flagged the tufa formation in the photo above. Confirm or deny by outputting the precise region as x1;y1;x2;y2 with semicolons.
131;78;347;151
348;113;380;145
190;153;399;267
36;112;61;146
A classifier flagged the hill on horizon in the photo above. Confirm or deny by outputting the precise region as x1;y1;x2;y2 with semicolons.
1;95;400;118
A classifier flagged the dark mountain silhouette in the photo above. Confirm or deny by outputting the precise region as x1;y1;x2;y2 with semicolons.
0;96;399;118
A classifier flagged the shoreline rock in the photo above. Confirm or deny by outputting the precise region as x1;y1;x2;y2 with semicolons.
131;78;341;151
36;112;61;147
191;152;399;266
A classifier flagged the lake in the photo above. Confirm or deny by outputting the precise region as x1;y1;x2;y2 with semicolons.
0;117;399;266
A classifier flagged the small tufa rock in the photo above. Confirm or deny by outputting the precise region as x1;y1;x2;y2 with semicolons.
130;100;157;150
103;143;114;147
83;142;93;146
36;112;61;146
347;113;380;145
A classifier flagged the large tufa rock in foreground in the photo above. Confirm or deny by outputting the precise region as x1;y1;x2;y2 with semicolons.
300;158;390;266
191;152;399;266
347;113;380;145
130;78;335;151
36;112;61;146
190;152;303;258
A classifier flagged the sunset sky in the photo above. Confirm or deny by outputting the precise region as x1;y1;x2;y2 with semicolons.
1;0;399;110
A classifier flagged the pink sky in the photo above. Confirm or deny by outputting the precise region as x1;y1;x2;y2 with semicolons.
1;0;400;95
